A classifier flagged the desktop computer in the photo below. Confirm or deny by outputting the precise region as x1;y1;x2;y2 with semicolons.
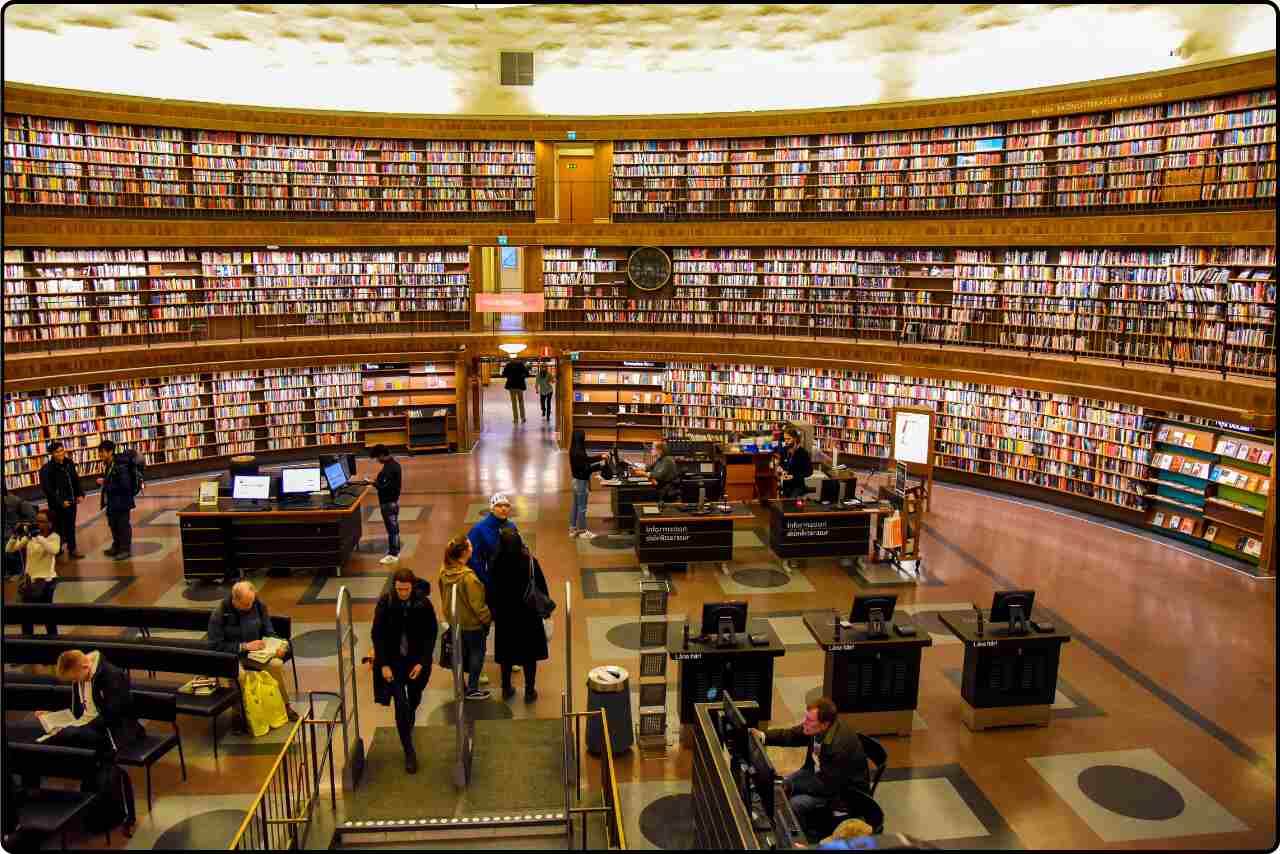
231;474;272;511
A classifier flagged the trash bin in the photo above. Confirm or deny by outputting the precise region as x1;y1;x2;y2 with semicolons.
586;665;634;757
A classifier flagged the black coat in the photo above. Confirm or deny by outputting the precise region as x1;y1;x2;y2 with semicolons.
370;579;438;673
207;596;279;655
764;716;869;798
71;656;146;752
40;458;84;507
501;360;529;391
490;550;550;665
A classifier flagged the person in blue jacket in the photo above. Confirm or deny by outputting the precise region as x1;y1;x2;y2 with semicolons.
96;440;135;560
466;492;517;591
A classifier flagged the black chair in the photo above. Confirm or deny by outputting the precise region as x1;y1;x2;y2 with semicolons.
5;743;110;849
858;733;888;795
114;690;186;812
836;789;885;835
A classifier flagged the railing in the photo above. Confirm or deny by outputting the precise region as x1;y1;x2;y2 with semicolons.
227;692;342;850
335;585;364;789
562;706;626;851
451;585;474;787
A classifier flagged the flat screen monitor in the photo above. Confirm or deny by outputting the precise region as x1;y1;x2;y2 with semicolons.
701;601;748;636
679;481;701;504
850;594;897;625
747;730;778;819
843;478;859;502
771;781;803;847
281;467;321;495
719;692;749;759
819;478;841;504
343;453;358;478
705;479;724;501
232;475;271;501
990;589;1035;625
323;461;348;493
699;462;715;474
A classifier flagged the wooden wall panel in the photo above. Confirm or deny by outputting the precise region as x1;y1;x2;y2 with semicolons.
4;52;1272;139
534;141;556;220
593;141;613;222
6;210;1274;248
4;331;1273;427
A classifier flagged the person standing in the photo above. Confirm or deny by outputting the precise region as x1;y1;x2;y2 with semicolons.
501;356;530;424
439;535;492;700
96;440;134;560
370;444;402;565
370;568;438;773
777;426;814;499
4;509;60;636
467;492;518;594
569;429;607;539
489;528;550;702
535;366;555;422
39;441;85;559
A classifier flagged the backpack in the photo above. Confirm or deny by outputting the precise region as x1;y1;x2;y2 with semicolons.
79;762;135;832
117;450;145;496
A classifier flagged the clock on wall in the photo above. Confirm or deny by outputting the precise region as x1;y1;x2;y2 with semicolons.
626;246;672;292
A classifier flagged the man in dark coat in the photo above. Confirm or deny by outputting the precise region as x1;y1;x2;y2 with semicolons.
47;649;146;754
96;440;135;560
370;569;438;773
501;357;530;424
752;696;870;841
489;528;549;702
39;441;85;559
208;581;296;727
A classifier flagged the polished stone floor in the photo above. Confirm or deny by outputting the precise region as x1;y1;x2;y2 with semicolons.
4;384;1276;850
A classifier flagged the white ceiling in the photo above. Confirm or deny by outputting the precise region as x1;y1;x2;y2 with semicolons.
3;4;1275;117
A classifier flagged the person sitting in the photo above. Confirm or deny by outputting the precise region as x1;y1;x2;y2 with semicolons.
44;649;146;754
208;581;297;731
634;439;679;503
750;697;870;842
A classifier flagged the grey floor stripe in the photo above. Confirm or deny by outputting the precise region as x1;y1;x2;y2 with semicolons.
922;522;1274;777
934;481;1267;579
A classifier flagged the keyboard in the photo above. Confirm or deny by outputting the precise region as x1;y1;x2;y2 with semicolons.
231;501;269;512
331;494;359;508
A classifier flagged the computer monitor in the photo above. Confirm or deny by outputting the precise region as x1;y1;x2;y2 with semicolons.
990;589;1035;635
230;460;259;478
281;466;321;495
679;480;701;505
342;453;358;478
705;479;725;501
719;692;750;760
746;729;778;819
232;475;271;501
819;478;841;504
701;601;749;641
323;461;348;494
850;594;898;639
771;781;803;848
842;478;859;502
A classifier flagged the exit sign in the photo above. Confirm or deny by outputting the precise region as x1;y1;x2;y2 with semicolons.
497;235;508;246
567;131;576;140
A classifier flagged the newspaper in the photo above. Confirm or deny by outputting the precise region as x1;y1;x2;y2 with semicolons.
247;637;287;664
35;709;95;742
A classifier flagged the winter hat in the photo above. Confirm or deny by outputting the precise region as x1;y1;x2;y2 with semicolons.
490;492;512;508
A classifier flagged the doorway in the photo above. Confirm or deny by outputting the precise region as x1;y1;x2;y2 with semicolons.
556;147;595;224
479;354;560;440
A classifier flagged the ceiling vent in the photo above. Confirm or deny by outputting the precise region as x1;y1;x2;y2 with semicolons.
500;51;534;86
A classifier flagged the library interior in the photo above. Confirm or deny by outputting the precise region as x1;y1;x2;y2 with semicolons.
1;4;1277;852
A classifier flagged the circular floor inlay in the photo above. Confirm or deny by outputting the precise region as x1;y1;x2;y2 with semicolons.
182;583;231;602
1076;765;1186;821
292;629;339;659
638;794;695;850
731;568;790;588
604;622;644;651
152;809;247;850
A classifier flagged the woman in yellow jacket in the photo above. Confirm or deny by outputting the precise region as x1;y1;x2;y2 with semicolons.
439;535;493;700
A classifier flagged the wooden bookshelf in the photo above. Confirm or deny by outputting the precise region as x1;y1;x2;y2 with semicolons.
360;361;458;450
3;115;534;218
610;88;1275;220
3;246;470;352
570;361;667;449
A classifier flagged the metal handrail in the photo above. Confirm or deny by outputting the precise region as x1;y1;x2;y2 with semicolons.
563;708;626;850
227;692;342;850
335;584;364;788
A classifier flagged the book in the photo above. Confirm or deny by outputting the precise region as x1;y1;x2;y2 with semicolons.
1159;427;1171;442
1236;535;1249;552
1261;479;1271;495
1204;524;1219;541
1214;438;1228;454
179;676;219;695
35;708;96;742
247;637;287;664
1209;465;1222;481
1246;447;1262;463
1244;538;1262;557
1222;441;1238;457
1180;434;1196;448
1179;517;1195;534
1168;514;1182;529
1260;450;1273;465
198;480;220;506
1171;430;1185;444
1153;512;1166;526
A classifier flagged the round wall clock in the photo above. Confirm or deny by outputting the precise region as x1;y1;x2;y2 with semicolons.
626;246;672;292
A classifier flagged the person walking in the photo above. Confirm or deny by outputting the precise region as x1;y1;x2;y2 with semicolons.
489;528;550;702
96;440;135;560
370;444;402;565
39;441;85;559
4;509;60;636
569;429;607;539
439;535;492;700
467;492;518;594
370;568;438;773
501;356;530;424
535;366;555;422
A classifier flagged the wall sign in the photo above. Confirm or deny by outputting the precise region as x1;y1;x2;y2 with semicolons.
893;410;932;465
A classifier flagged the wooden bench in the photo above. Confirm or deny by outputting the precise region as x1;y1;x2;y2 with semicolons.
4;742;112;849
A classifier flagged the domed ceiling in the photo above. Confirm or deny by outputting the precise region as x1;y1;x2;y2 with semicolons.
3;3;1275;116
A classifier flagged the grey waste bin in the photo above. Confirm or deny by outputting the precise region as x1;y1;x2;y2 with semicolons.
586;666;634;756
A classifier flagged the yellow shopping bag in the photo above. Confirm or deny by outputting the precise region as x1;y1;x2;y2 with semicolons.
242;670;290;736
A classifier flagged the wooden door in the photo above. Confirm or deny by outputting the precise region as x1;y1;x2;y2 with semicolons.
557;156;595;224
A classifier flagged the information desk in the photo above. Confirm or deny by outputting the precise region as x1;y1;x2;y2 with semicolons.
766;499;888;562
606;479;659;533
938;610;1071;731
177;487;370;581
634;502;755;573
691;699;765;851
668;621;785;729
801;610;932;737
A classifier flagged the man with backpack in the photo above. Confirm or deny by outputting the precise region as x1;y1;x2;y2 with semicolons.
96;440;141;561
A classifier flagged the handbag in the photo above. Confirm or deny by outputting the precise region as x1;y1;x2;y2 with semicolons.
438;622;454;669
543;618;554;642
524;555;556;619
